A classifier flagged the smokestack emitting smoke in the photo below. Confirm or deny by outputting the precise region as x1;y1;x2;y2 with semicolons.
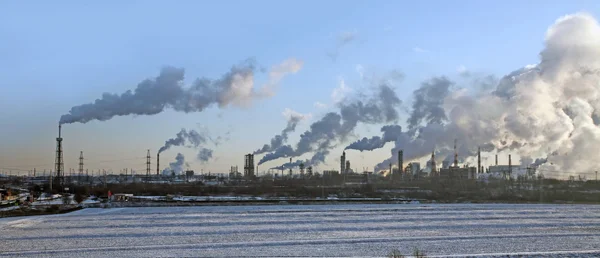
357;13;600;178
59;58;303;125
257;73;403;166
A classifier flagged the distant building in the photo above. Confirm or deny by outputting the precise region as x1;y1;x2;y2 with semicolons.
406;162;421;175
442;160;451;169
323;170;339;176
488;165;512;174
439;166;476;180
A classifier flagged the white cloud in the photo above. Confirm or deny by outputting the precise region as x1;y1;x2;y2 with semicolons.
258;58;304;97
282;108;312;121
413;47;429;53
314;102;328;109
331;78;352;103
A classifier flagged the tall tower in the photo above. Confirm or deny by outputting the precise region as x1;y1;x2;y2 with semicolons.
345;160;351;174
477;147;481;174
244;154;255;178
430;150;436;174
453;139;458;168
340;151;346;174
55;124;64;190
508;154;512;176
157;153;160;175
79;151;84;182
495;154;498;166
398;150;403;175
289;157;292;176
146;149;151;178
299;163;305;177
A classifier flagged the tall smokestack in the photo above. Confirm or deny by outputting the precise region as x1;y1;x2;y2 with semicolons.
508;154;512;176
340;151;346;174
398;150;403;175
157;153;160;175
477;147;481;174
453;139;458;167
431;150;436;174
495;154;498;166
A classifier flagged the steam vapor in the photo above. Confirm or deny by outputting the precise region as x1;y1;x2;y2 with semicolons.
365;13;600;177
159;128;214;164
158;129;208;154
254;109;309;155
164;153;187;175
345;125;402;151
60;58;303;124
257;73;403;166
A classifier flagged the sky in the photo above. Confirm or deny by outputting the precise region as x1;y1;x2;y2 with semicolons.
1;0;599;176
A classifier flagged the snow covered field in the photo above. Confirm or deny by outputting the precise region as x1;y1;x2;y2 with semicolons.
1;204;600;257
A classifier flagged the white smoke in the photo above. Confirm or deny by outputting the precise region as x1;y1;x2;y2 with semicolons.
373;12;600;178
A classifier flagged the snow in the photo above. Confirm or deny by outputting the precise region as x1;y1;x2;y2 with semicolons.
1;204;600;257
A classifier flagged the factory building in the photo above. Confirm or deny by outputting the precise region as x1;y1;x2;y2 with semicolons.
439;166;477;180
406;162;421;175
244;154;255;178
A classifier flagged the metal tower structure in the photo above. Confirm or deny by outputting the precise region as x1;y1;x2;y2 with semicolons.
55;124;64;190
146;149;151;179
477;147;481;174
79;151;84;183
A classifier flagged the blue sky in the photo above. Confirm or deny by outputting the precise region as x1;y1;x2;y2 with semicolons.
0;1;598;175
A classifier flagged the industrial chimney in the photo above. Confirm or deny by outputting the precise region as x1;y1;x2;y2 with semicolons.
156;153;160;175
340;151;346;174
477;147;481;174
508;154;512;176
398;150;403;175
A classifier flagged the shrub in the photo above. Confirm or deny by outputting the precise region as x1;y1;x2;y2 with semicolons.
74;193;85;204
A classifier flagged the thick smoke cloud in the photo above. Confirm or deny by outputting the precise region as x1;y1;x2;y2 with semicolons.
158;129;208;154
254;109;309;155
370;13;600;178
167;153;187;175
257;78;402;166
197;148;213;163
60;58;303;124
407;77;453;133
345;125;402;151
159;128;214;164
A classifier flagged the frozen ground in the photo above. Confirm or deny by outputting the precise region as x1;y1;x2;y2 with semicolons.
1;204;600;257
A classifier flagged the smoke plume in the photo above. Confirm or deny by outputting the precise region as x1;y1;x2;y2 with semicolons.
159;128;214;164
197;148;213;163
167;153;187;175
254;109;310;155
158;129;208;154
369;13;600;178
345;125;402;151
257;75;402;166
60;58;303;124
